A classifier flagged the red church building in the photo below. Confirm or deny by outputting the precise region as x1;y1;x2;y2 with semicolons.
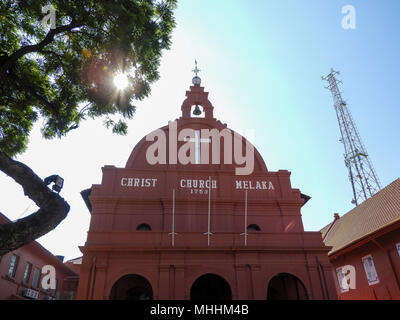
77;71;337;300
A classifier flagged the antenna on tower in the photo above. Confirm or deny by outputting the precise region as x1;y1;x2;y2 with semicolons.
322;69;381;206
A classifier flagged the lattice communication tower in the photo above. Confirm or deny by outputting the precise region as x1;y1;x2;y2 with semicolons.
322;69;381;206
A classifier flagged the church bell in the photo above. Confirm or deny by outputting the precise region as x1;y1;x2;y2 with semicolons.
193;105;202;116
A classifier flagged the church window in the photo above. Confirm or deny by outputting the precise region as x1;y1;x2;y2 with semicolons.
136;224;151;231
396;243;400;256
362;255;379;285
247;224;261;231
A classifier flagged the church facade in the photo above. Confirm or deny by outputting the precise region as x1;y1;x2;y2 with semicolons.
76;72;337;300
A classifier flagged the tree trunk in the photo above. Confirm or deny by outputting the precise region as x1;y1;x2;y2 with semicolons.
0;151;70;256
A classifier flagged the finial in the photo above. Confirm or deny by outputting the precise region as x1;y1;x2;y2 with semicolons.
192;60;201;85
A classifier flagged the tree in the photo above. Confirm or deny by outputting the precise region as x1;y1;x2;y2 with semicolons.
0;0;177;255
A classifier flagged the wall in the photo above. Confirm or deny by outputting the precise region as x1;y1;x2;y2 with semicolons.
0;215;79;300
330;227;400;299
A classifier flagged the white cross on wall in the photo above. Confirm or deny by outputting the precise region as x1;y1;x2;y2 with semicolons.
184;130;211;164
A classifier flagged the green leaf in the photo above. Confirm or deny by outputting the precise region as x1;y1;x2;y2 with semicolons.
0;0;177;156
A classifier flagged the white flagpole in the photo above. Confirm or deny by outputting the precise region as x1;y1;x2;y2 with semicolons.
204;176;213;246
168;188;177;246
240;190;248;246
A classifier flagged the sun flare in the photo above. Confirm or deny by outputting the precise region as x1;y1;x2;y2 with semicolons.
113;73;129;90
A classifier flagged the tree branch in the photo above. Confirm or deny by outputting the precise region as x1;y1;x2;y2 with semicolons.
0;22;82;75
0;151;70;256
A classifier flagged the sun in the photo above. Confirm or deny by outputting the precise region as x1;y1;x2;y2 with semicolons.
113;73;129;90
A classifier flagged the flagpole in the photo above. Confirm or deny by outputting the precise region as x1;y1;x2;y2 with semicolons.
168;188;177;246
245;189;248;246
204;176;213;246
208;176;211;246
240;190;248;246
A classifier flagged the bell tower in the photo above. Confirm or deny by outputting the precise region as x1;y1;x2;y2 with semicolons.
180;61;214;119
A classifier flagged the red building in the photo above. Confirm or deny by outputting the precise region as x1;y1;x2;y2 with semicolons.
77;75;337;300
322;178;400;299
0;213;79;300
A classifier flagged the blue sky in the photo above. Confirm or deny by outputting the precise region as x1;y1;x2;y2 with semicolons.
1;0;399;260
